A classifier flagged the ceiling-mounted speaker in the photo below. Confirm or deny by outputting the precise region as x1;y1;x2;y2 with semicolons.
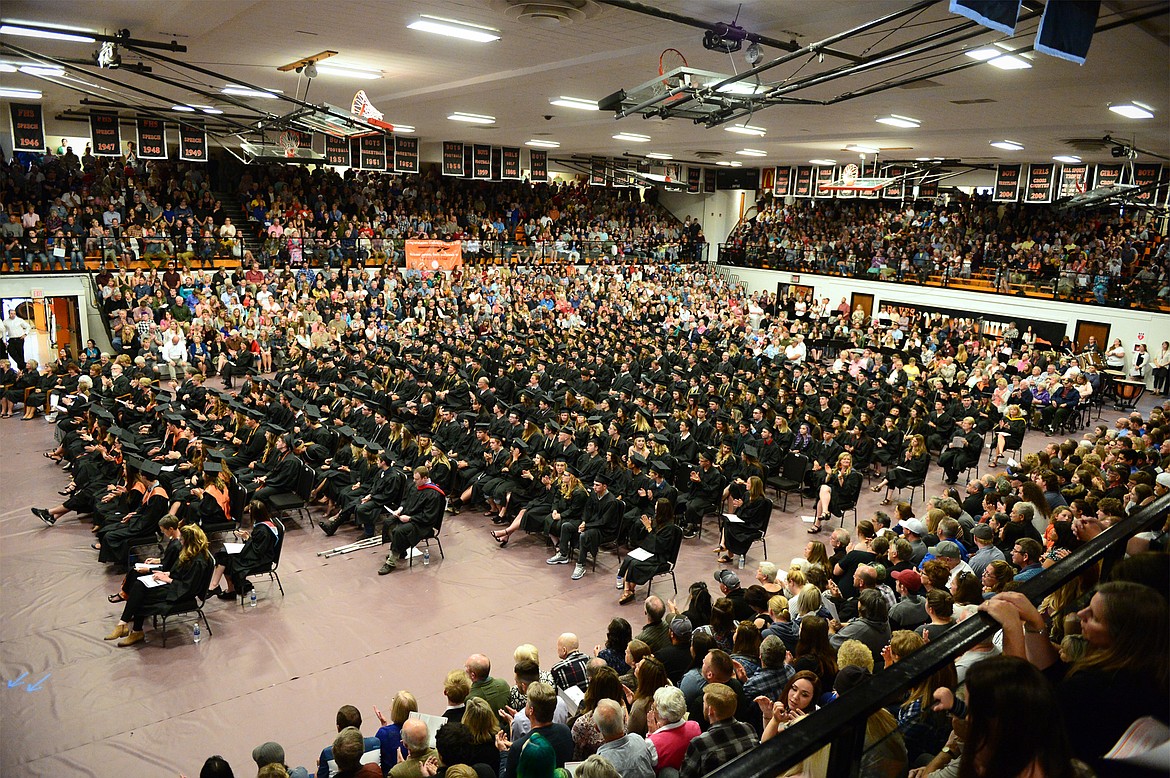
489;0;602;28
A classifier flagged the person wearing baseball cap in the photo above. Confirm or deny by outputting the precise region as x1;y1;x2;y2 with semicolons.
926;540;974;587
655;617;694;684
900;518;929;566
888;568;929;630
714;569;755;621
967;524;1006;578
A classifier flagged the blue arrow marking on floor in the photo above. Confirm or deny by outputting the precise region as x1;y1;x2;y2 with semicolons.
6;671;28;688
25;674;50;693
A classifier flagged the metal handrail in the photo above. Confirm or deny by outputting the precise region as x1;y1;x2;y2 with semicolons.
710;491;1170;778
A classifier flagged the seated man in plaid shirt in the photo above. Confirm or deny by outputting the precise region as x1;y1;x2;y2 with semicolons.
549;632;589;692
743;636;793;734
679;683;759;778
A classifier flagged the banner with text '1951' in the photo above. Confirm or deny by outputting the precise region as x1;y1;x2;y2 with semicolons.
1024;163;1055;203
405;239;463;270
394;135;419;173
993;164;1021;202
9;102;46;152
136;116;167;159
89;111;121;156
324;134;350;167
178;121;207;162
529;149;547;182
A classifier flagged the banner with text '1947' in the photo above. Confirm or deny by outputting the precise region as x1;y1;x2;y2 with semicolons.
89;111;121;156
178;121;207;162
993;164;1021;202
1024;163;1055;203
136;116;167;159
529;149;547;182
9;102;46;152
394;135;419;173
405;239;463;270
442;142;464;176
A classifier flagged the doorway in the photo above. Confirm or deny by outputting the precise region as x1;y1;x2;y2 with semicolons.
1074;320;1111;353
850;292;875;323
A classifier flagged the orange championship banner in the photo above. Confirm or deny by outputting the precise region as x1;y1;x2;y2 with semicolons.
405;239;464;270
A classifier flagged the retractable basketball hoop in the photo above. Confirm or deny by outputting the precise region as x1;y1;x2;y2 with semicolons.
818;163;893;194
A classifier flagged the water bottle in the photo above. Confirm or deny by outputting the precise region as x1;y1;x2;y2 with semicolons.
249;590;257;608
423;546;431;566
193;623;201;644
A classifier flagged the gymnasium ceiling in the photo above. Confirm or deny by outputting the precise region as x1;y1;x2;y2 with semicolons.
1;0;1167;170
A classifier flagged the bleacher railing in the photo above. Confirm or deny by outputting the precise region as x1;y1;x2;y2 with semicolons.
717;243;1168;312
710;491;1170;778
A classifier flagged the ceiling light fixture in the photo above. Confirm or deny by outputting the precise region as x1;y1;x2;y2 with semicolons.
715;82;770;96
736;148;767;157
613;132;651;143
875;114;920;128
525;139;560;148
408;15;500;43
0;86;41;99
313;64;383;80
196;106;224;115
0;63;16;72
645;152;673;159
448;111;495;124
0;23;95;43
171;104;196;112
392;125;415;133
725;124;766;137
1108;101;1154;119
845;144;880;154
19;65;65;77
221;85;283;99
1052;155;1082;163
988;54;1031;70
809;158;837;165
549;96;598;111
964;47;1000;61
990;139;1024;150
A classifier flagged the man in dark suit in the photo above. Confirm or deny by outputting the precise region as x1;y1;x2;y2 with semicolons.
378;467;445;574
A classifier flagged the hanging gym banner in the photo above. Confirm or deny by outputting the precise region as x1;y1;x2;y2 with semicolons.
529;149;547;182
687;166;701;194
992;164;1021;202
500;146;521;180
472;144;492;179
704;167;718;194
442;141;464;176
9;102;46;152
590;157;606;186
1093;163;1124;189
359;135;386;171
759;166;775;192
815;166;836;198
136;116;167;159
394;135;419;173
178;121;207;162
89;111;121;156
884;166;907;200
793;166;814;198
324;134;350;167
1057;163;1088;198
1131;163;1163;204
917;179;938;200
774;166;791;197
1024;163;1055;203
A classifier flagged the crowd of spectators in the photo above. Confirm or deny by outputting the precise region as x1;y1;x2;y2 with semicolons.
10;252;1168;778
722;197;1170;308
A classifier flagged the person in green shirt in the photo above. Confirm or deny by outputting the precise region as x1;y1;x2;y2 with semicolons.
465;653;511;727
